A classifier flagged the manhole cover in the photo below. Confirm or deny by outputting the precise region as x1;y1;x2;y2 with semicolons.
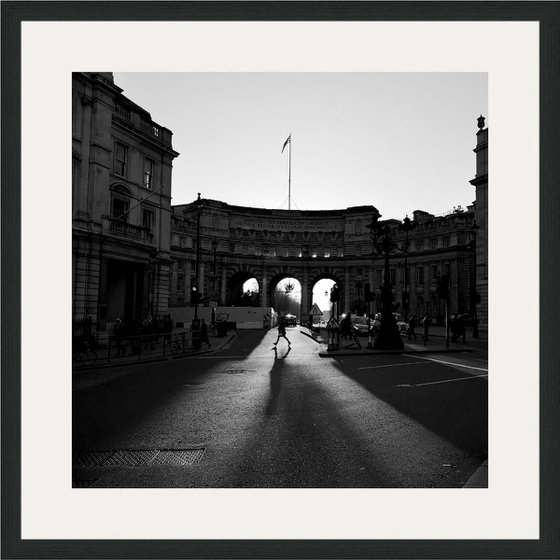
103;450;160;467
150;449;205;466
73;448;206;467
73;451;114;468
73;479;100;488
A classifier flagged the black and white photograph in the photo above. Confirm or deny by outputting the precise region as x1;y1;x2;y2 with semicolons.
72;71;489;489
6;6;554;557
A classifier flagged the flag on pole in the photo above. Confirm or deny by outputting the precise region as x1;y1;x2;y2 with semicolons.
281;134;291;153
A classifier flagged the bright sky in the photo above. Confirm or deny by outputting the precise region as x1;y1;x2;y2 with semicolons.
114;72;487;221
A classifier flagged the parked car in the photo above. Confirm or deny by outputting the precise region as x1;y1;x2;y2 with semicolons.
339;314;371;336
284;314;297;327
350;315;371;336
372;312;409;334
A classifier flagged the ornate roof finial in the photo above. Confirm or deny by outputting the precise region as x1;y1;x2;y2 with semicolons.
477;115;485;130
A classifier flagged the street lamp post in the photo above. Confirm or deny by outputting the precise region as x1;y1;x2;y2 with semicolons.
469;221;480;338
212;238;218;301
366;212;404;350
194;192;202;319
398;215;414;319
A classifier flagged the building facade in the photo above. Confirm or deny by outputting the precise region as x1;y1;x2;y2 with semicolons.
72;72;179;341
469;116;488;330
169;199;477;323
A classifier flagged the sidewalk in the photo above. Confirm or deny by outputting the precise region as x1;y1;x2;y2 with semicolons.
312;326;486;357
73;331;236;373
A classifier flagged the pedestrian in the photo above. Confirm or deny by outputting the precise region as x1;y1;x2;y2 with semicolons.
457;314;466;343
450;314;458;343
142;314;155;350
340;312;353;340
114;318;126;357
200;318;211;348
422;313;431;346
407;315;417;340
340;312;361;349
273;314;291;348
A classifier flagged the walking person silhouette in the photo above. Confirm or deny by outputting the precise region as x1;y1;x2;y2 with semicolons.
273;314;291;348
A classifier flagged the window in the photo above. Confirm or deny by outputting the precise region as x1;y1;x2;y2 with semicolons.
430;238;437;249
324;249;330;258
416;239;424;251
356;267;363;277
177;274;185;292
144;158;155;189
417;266;424;286
112;198;129;222
390;269;396;286
114;142;128;177
443;236;450;248
431;265;438;284
178;259;185;270
143;209;154;231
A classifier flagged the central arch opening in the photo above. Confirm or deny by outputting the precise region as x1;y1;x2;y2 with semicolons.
312;278;336;324
273;278;301;321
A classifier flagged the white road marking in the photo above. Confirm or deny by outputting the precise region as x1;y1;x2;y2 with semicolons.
396;374;488;388
402;354;488;372
358;362;430;370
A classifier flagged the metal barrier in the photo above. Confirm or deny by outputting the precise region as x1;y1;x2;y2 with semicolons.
72;330;193;368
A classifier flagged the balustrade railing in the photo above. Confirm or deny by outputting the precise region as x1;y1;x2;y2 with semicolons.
109;219;154;243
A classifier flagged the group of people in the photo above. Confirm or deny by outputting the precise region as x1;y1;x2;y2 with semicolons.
406;313;431;345
112;314;175;357
407;312;467;345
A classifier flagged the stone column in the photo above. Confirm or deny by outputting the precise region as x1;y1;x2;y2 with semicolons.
220;264;227;305
344;267;351;313
301;267;309;319
261;267;268;308
199;263;205;297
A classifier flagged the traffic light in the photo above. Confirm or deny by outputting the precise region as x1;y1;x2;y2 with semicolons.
437;275;449;300
190;286;202;305
364;283;374;302
330;283;340;303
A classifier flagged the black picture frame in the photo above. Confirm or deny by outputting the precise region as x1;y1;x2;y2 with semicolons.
2;2;558;558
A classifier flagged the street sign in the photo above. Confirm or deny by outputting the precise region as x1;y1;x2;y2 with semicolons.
326;317;340;329
308;303;323;316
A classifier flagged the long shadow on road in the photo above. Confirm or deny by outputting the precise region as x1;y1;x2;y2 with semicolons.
332;357;488;459
73;330;269;450
265;346;291;416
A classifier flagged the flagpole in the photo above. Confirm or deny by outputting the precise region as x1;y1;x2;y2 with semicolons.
288;132;292;210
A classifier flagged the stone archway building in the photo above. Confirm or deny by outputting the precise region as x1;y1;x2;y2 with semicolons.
169;198;477;323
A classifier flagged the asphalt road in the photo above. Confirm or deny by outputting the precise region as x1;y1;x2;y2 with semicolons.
73;328;488;488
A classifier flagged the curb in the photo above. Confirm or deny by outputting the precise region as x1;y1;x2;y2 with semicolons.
319;346;474;358
463;460;488;488
299;329;324;344
73;333;237;373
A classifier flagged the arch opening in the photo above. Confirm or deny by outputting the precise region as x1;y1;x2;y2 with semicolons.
273;277;301;321
227;272;261;306
312;278;336;324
